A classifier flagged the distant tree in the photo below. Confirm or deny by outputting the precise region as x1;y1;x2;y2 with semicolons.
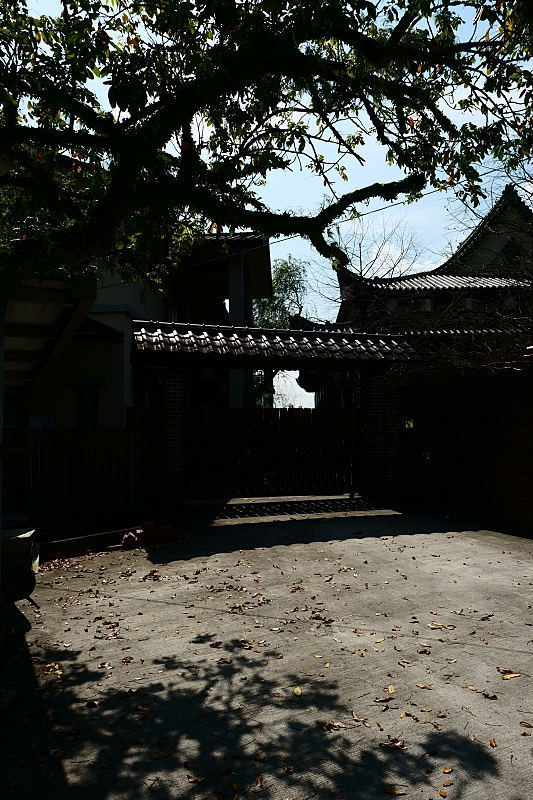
2;1;533;286
253;256;309;329
314;214;425;311
253;256;310;406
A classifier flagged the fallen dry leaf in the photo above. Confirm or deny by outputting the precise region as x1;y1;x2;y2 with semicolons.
283;765;294;774
496;666;520;677
209;642;222;648
502;673;521;680
380;736;406;750
387;684;395;694
157;739;169;747
489;738;497;748
187;775;205;783
293;686;302;696
438;791;447;798
443;767;453;774
416;683;432;690
443;781;453;787
255;775;263;787
322;721;346;732
375;637;385;643
183;761;195;770
149;752;169;760
520;721;533;728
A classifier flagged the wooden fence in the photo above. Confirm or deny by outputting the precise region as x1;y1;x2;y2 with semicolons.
183;407;362;498
3;427;163;515
2;407;362;514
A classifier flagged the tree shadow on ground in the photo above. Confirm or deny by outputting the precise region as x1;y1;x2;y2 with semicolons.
145;507;488;567
1;636;499;800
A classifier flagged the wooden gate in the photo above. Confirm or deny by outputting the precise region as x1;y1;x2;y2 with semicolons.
2;408;361;513
183;407;362;498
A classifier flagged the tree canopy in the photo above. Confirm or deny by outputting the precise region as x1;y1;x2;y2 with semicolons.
2;0;533;285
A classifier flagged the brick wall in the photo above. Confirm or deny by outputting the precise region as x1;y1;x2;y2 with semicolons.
399;367;533;534
163;370;184;507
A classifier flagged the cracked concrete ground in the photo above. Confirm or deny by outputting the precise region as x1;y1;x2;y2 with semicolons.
1;506;532;800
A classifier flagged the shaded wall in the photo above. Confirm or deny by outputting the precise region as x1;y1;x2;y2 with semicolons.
28;337;125;428
399;367;533;533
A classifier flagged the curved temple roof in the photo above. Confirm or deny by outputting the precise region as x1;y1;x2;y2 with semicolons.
132;321;419;371
354;274;529;292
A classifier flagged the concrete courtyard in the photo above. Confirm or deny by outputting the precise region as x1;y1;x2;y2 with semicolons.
1;502;532;800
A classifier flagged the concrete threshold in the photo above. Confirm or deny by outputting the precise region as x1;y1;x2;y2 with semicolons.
210;507;401;525
185;493;357;507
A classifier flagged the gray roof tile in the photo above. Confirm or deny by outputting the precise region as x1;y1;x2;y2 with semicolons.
354;274;528;292
133;321;419;364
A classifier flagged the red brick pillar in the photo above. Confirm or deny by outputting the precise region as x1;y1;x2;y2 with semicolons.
360;373;402;502
163;370;184;516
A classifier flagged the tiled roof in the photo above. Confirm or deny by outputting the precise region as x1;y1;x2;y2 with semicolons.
289;315;525;339
201;232;267;243
337;186;533;291
367;327;519;337
133;321;419;367
342;271;528;292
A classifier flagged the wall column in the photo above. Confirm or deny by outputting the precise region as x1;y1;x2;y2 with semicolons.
163;370;184;517
360;372;402;502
